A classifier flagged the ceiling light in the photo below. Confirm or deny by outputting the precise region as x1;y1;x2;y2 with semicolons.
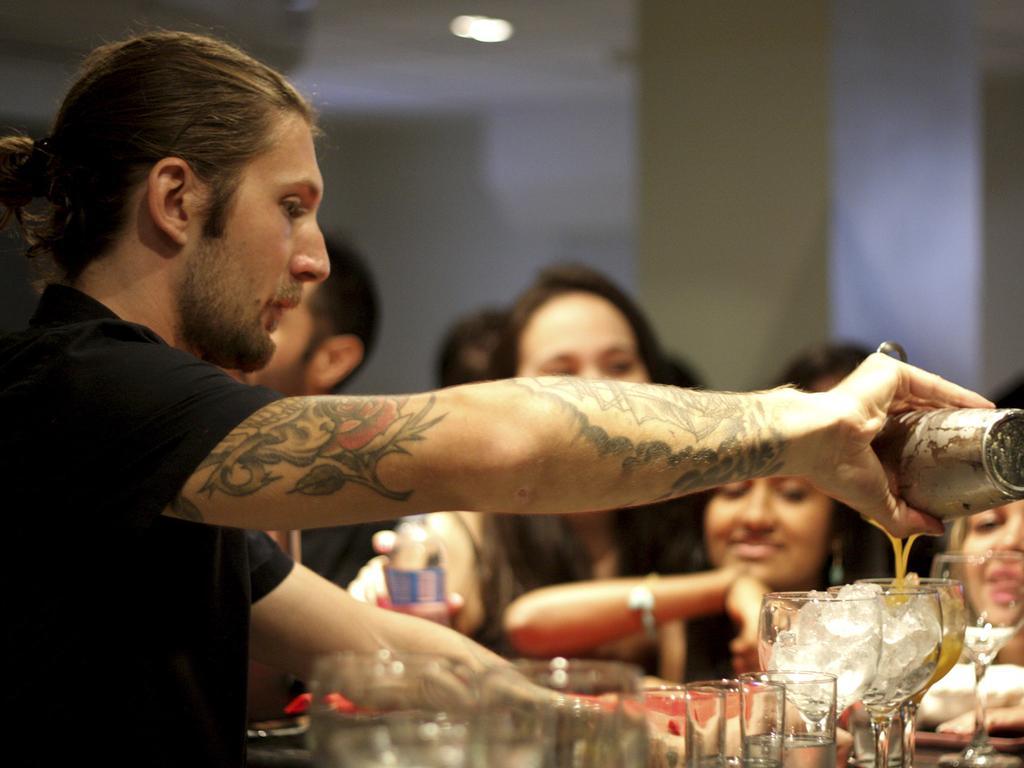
449;15;514;43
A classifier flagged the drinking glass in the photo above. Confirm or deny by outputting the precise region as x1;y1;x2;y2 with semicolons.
847;585;942;768
306;650;479;767
741;680;787;768
856;577;966;768
741;671;837;768
642;686;687;768
684;679;739;768
480;657;647;767
758;590;883;714
931;551;1024;768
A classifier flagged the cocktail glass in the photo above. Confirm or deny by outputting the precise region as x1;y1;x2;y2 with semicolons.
931;551;1024;768
842;585;942;768
856;577;966;768
758;590;883;714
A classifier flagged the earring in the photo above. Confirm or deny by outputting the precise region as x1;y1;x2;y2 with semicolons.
829;536;845;585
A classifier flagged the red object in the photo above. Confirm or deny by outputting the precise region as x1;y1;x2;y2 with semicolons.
282;691;358;715
324;693;357;713
284;693;312;715
668;718;682;736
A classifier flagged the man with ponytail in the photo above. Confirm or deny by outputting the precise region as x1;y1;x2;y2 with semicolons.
0;30;989;767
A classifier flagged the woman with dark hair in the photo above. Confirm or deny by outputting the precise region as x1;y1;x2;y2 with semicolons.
352;264;764;680
684;341;897;679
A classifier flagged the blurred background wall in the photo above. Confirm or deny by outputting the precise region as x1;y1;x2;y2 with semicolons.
1;0;1021;395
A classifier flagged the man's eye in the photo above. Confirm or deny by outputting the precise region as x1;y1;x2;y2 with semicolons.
283;199;306;218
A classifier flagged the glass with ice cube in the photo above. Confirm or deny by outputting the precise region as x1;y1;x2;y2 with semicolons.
758;589;883;714
843;585;941;768
856;576;966;768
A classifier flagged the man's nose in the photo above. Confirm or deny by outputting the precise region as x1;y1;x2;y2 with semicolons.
292;228;329;284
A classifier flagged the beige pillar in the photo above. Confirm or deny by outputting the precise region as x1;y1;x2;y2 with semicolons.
636;1;829;390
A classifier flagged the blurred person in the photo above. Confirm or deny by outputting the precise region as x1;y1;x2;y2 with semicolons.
927;500;1024;734
775;341;874;393
242;234;394;590
436;306;507;388
992;377;1024;411
0;31;985;767
238;235;395;727
927;386;1024;734
663;352;705;389
685;343;903;678
777;342;939;576
244;234;377;400
353;265;771;680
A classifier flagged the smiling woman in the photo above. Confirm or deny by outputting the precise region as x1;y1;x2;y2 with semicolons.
683;342;899;680
703;477;834;591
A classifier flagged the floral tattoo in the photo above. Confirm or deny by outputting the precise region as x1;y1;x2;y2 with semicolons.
189;396;444;516
515;377;787;497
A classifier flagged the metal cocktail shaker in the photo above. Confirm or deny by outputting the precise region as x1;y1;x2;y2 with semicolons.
872;408;1024;520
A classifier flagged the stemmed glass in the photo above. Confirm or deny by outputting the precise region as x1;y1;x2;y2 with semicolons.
758;590;883;715
848;585;943;768
931;551;1024;768
857;577;966;768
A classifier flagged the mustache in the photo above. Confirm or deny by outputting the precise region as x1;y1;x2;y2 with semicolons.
274;283;303;306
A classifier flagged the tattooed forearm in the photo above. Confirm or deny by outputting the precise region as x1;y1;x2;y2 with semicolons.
193;395;445;503
516;378;787;495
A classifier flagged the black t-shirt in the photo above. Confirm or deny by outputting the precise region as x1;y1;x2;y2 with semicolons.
0;286;293;768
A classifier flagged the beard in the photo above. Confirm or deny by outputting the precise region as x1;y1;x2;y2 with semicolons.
176;235;299;372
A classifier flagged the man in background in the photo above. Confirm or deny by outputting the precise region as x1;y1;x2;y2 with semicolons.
245;234;393;590
243;236;396;729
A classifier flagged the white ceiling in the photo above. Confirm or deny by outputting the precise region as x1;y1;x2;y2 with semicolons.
1;0;1020;124
291;0;633;112
0;0;632;121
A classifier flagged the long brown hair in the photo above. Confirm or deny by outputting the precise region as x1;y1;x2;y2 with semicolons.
474;264;704;653
0;30;315;281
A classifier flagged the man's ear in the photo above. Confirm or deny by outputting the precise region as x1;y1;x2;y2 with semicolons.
305;334;366;394
145;158;202;246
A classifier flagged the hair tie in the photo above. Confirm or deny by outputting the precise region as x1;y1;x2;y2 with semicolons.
27;137;55;198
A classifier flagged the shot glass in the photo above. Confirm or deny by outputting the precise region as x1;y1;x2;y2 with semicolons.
741;679;787;768
642;685;687;768
685;679;742;768
741;671;837;768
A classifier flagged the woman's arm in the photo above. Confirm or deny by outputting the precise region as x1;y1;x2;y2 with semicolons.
502;568;767;658
937;705;1024;735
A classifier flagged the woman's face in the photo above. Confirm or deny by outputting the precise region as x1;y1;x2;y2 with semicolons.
959;502;1024;624
703;478;834;590
516;292;650;383
962;501;1024;555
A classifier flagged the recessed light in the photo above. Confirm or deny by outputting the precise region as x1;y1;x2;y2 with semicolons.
449;15;514;43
